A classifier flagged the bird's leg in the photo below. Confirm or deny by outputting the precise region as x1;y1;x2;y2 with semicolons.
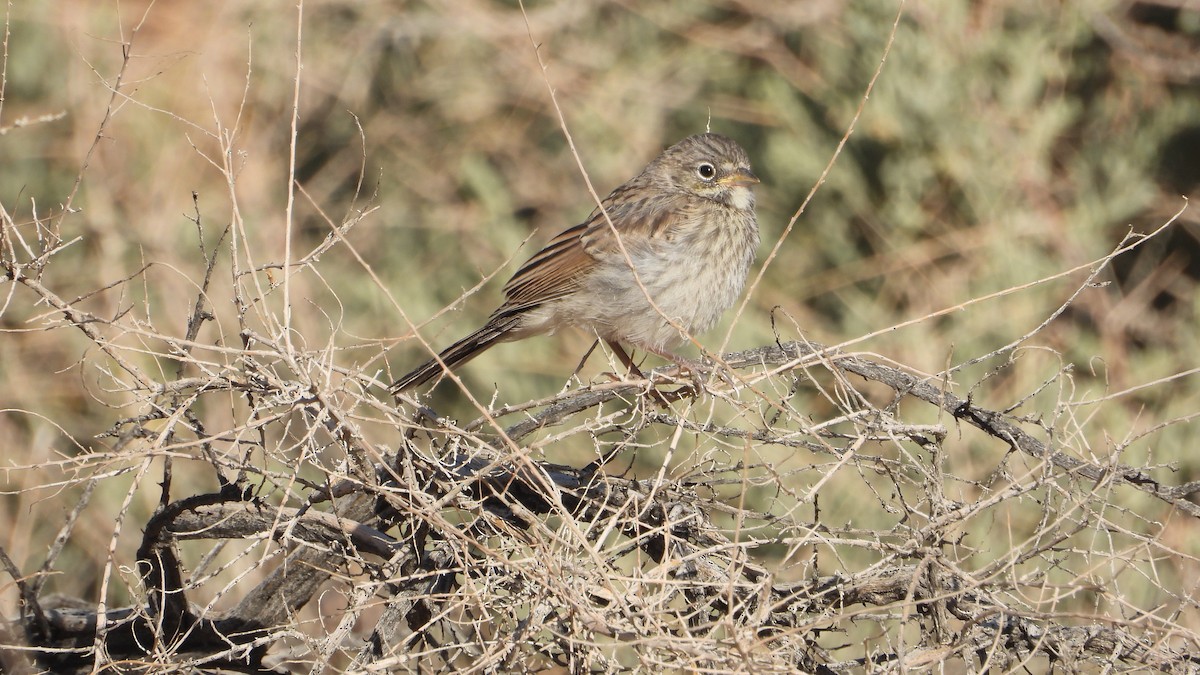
583;339;655;384
604;340;646;379
640;344;736;392
603;340;679;406
657;349;707;393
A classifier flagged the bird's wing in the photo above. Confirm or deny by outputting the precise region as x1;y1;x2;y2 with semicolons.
500;222;593;310
579;183;678;248
500;186;678;311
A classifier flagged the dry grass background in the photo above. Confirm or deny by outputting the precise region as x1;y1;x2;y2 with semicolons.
2;0;1200;672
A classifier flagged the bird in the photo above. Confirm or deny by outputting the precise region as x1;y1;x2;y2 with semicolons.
391;132;759;393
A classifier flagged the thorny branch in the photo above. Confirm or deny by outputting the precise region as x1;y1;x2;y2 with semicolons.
5;336;1198;673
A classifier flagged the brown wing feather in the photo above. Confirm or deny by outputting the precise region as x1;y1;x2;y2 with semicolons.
501;223;593;310
579;185;678;251
499;181;678;311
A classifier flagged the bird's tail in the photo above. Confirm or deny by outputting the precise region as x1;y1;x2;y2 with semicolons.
390;318;515;392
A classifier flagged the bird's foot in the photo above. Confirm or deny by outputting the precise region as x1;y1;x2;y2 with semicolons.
662;355;736;393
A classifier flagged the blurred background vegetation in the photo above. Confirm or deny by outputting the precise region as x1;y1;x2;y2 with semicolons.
2;0;1199;652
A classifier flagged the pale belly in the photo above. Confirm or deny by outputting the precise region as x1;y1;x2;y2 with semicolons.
537;223;758;351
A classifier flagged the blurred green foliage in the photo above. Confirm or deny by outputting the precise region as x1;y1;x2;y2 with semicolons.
2;0;1199;642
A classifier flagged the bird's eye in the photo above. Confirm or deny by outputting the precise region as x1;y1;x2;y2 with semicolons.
696;162;716;180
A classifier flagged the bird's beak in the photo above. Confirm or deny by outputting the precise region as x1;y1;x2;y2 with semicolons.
719;168;760;187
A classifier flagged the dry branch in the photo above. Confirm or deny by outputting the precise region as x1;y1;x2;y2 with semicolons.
6;334;1198;673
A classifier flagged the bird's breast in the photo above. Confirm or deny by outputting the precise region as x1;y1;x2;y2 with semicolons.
566;208;758;349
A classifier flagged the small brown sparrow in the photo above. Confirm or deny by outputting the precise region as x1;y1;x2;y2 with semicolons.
391;133;759;392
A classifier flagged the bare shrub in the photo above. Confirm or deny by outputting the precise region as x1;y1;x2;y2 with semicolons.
3;2;1199;673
